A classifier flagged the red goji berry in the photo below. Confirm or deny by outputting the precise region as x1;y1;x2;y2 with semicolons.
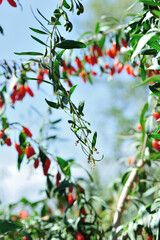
136;124;142;131
68;192;74;205
4;138;12;146
25;86;34;97
43;157;51;176
75;233;84;240
25;146;35;159
148;236;153;240
75;57;83;70
104;62;109;69
118;63;123;73
153;112;160;120
121;39;128;48
15;143;24;155
19;210;28;219
23;126;32;138
152;140;160;151
34;158;39;169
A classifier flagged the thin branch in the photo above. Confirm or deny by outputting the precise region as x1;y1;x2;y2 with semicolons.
83;24;127;43
112;134;148;240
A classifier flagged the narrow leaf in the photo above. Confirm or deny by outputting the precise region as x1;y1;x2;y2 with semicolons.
14;52;43;56
78;100;85;115
31;35;48;47
92;131;97;150
45;99;59;109
139;103;148;125
56;40;86;49
29;27;48;35
131;32;156;60
95;22;100;34
57;157;71;177
136;75;160;87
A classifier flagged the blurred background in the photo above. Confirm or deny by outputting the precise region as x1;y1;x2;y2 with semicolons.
0;0;148;204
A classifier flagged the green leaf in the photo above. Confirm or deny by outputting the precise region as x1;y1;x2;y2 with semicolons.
25;77;53;86
95;22;100;34
139;103;148;125
140;48;157;55
31;35;48;47
29;27;48;35
56;40;86;49
31;8;50;33
69;84;77;97
39;147;47;165
150;133;160;140
148;40;160;51
63;0;70;9
152;9;160;17
78;100;85;115
0;220;23;234
46;135;57;140
92;131;97;150
98;35;106;49
19;132;26;145
128;222;136;240
54;8;61;19
136;75;160;87
14;52;43;56
131;32;156;60
47;175;53;192
49;119;61;125
62;95;69;105
0;25;4;35
20;198;30;204
45;99;59;109
145;116;157;134
18;154;25;170
57;157;71;177
121;170;131;186
54;180;74;193
139;0;160;6
50;17;61;25
149;84;160;97
37;8;50;23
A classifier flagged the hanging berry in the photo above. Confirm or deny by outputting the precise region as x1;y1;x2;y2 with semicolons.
25;145;35;159
34;158;39;169
23;127;32;138
15;143;24;155
43;157;51;176
75;233;85;240
25;86;34;97
68;192;74;205
4;138;12;146
18;210;28;219
0;0;17;7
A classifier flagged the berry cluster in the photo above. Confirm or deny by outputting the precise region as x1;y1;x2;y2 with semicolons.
0;123;51;176
10;84;34;104
61;39;136;87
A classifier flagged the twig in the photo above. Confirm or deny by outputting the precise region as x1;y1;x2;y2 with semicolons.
112;134;148;240
83;24;127;43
